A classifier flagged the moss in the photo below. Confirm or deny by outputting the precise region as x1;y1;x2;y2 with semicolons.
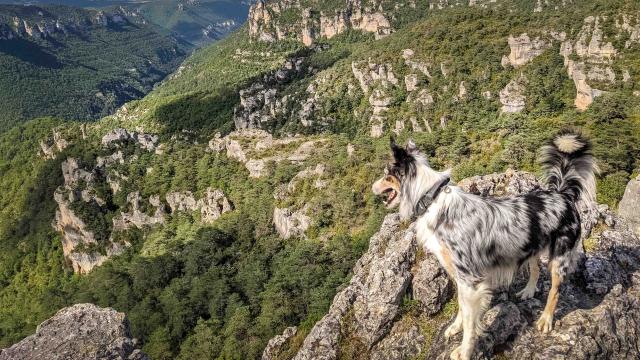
584;222;609;253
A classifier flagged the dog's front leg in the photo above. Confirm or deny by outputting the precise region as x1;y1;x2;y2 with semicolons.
450;283;491;360
444;308;463;339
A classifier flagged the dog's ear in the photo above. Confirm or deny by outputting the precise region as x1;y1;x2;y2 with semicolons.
390;135;407;162
406;139;418;155
389;134;398;149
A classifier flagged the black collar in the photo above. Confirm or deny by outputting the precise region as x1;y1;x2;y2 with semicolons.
413;177;450;218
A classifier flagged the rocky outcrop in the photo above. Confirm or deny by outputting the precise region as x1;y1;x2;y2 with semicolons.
501;33;549;68
39;129;69;159
101;128;158;151
412;255;454;316
273;206;311;239
234;57;307;130
268;170;640;359
262;326;298;360
619;174;640;237
112;192;165;231
0;304;148;360
209;129;325;178
499;76;527;113
567;60;605;111
248;0;392;46
54;158;125;274
560;16;618;110
54;189;110;274
274;164;326;200
616;14;640;49
291;213;416;359
351;61;400;137
166;188;233;223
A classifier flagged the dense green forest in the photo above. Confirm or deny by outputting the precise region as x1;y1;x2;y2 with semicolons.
0;0;639;359
3;0;249;46
0;4;187;130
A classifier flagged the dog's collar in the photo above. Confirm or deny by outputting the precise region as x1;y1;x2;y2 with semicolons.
413;177;450;218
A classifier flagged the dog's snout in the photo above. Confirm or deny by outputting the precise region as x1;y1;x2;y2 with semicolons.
372;178;383;194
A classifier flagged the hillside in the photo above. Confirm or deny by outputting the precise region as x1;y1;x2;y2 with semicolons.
2;0;249;46
0;4;187;130
0;0;640;359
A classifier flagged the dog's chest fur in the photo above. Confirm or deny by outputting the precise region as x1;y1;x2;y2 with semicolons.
415;197;450;270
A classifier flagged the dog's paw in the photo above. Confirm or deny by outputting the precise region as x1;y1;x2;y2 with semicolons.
444;322;463;340
536;313;554;333
516;285;537;300
450;345;472;360
450;346;463;360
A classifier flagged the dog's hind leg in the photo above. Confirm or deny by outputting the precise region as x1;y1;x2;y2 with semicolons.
451;283;491;360
516;254;540;300
536;259;563;333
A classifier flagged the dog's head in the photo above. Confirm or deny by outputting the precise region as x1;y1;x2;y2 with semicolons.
372;137;419;209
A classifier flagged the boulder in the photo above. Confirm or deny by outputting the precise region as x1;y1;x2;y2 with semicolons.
0;304;148;360
618;174;640;237
412;254;454;316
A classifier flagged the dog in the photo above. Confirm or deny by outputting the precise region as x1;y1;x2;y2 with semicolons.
372;131;597;360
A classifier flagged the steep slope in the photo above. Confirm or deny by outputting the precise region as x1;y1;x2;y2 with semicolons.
3;0;249;46
114;0;249;46
0;4;187;130
0;0;639;359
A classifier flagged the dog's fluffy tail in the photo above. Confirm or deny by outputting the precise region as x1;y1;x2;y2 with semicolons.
539;130;598;203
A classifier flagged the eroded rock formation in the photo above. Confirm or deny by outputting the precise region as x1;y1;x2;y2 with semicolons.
234;57;307;130
273;206;311;239
501;33;549;68
248;0;392;46
102;127;158;151
209;129;325;178
166;188;233;223
39;129;69;159
0;304;148;360
54;158;126;274
499;76;527;113
112;192;165;231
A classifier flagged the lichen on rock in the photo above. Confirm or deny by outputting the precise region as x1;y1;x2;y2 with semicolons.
0;304;148;360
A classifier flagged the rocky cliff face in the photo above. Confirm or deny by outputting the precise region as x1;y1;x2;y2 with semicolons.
0;304;148;360
54;158;126;274
248;0;392;46
499;14;640;112
263;170;640;359
0;5;133;42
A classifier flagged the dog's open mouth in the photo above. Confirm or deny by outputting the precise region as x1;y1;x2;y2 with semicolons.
383;188;397;205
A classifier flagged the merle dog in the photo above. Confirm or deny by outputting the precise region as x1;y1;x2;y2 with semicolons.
372;131;597;360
